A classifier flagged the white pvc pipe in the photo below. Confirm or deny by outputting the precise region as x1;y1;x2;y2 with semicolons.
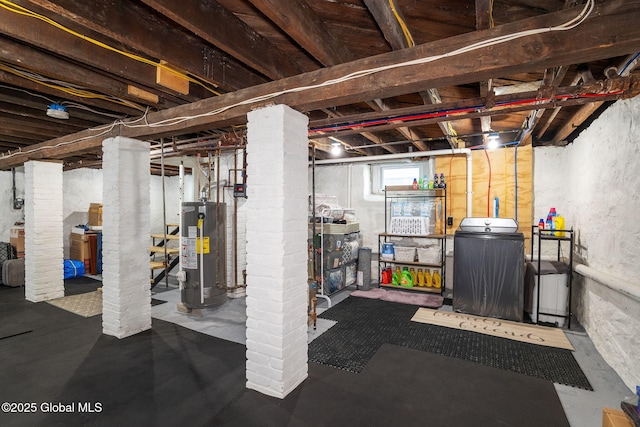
312;148;473;217
466;152;473;218
178;162;184;288
200;218;205;304
574;263;640;303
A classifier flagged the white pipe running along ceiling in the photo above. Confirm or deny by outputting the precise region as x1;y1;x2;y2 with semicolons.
311;148;473;217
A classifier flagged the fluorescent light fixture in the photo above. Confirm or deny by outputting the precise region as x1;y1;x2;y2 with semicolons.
46;103;69;120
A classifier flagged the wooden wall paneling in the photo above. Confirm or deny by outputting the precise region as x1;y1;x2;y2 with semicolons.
436;145;533;248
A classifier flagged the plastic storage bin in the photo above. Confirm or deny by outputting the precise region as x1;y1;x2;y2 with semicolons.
529;261;569;326
393;246;416;262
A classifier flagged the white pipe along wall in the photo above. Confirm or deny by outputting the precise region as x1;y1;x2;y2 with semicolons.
313;148;473;217
534;93;640;390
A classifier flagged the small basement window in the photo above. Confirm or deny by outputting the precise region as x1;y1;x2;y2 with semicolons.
371;162;429;195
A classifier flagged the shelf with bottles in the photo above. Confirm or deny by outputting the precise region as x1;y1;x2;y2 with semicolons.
533;228;573;241
379;264;443;293
378;258;443;268
529;224;574;329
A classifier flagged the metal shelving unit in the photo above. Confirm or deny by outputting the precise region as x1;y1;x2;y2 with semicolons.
530;225;574;329
378;187;446;294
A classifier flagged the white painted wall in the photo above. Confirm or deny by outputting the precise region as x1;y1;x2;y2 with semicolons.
149;172;181;234
62;168;102;258
0;168;25;242
534;95;640;390
310;163;385;249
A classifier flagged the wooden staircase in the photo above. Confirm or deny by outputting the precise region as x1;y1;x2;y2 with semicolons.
150;223;180;288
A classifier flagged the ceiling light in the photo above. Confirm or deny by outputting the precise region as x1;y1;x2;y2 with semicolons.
329;136;343;156
46;103;69;120
486;138;499;150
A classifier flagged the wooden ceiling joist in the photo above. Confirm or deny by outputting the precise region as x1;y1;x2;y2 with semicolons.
1;1;204;104
21;0;267;92
2;0;640;168
141;0;302;80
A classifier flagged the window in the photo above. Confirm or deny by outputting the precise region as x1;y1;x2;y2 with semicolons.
370;161;430;195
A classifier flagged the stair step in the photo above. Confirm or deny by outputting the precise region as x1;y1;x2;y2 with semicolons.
150;261;166;270
149;246;179;254
151;234;179;240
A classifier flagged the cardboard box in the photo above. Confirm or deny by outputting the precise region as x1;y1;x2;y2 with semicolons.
89;203;102;226
70;232;90;270
10;226;25;253
602;408;633;427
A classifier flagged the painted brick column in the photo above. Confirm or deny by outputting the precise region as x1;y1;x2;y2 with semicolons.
245;104;309;398
102;137;151;338
24;161;64;302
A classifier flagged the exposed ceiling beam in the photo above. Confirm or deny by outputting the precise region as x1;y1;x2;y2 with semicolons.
1;1;206;103
2;0;640;168
140;0;301;80
0;70;142;117
249;0;410;151
549;53;640;144
22;0;267;92
476;0;494;146
365;0;463;149
318;108;396;154
0;95;106;129
533;65;570;139
0;37;174;111
308;79;639;138
247;0;353;66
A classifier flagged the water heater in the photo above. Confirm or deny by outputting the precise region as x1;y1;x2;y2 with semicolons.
179;201;227;309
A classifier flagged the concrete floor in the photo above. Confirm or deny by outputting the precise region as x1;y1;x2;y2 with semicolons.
151;282;633;427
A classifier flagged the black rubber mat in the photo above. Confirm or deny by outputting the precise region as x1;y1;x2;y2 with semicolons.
0;285;570;426
151;298;167;306
310;296;593;390
64;276;102;295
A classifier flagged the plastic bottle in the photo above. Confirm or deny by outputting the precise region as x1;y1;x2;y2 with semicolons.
433;174;439;188
424;269;432;287
423;175;429;190
417;269;425;287
395;266;401;279
538;218;544;231
409;268;417;285
555;215;565;237
418;176;424;190
401;267;413;287
381;268;391;284
433;271;442;289
412;178;418;190
549;208;557;235
392;271;398;286
439;173;446;189
545;214;553;235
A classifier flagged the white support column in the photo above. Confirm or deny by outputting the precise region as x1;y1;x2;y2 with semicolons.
24;161;64;302
245;104;309;398
101;137;151;338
